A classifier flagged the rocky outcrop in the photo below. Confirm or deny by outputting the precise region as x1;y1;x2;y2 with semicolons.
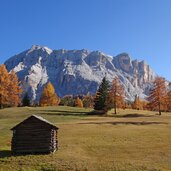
4;45;156;102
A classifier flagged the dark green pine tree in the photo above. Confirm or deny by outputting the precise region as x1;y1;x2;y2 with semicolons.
94;77;110;110
22;92;31;106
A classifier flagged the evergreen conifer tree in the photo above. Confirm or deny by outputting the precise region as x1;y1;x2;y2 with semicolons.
22;92;31;106
94;77;110;110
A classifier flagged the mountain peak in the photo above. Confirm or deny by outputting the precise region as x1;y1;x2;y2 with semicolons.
31;45;42;49
115;53;131;59
29;45;53;54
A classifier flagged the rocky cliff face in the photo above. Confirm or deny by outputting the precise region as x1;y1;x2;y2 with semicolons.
4;45;156;102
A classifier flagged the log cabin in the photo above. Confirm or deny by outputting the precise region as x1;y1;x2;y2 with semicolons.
11;115;58;154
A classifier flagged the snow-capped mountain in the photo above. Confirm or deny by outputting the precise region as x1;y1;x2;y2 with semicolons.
4;45;156;102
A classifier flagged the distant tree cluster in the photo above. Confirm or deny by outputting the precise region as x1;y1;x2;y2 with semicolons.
59;93;94;108
132;95;148;110
82;93;94;108
60;95;75;106
0;64;22;108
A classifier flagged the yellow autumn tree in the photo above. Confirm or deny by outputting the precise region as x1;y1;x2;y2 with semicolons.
132;95;148;110
39;82;60;106
0;64;10;107
165;90;171;112
132;95;141;110
148;77;167;115
82;93;94;108
0;65;21;108
107;78;125;114
7;70;22;106
74;97;83;108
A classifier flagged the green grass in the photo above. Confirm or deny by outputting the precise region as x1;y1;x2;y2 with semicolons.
0;106;171;171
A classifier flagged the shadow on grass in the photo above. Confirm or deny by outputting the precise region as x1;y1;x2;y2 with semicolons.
35;110;104;117
31;109;156;118
114;113;153;118
78;121;168;125
0;150;51;158
0;150;12;158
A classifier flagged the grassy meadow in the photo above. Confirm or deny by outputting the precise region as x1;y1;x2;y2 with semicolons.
0;106;171;171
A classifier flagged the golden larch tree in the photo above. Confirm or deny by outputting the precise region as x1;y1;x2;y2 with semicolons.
106;77;124;114
39;82;60;106
82;92;94;108
75;97;83;108
148;77;167;115
132;95;141;110
132;95;147;110
165;90;171;112
0;65;21;107
7;70;22;106
0;64;10;107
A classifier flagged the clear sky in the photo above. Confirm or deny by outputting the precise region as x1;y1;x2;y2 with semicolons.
0;0;171;80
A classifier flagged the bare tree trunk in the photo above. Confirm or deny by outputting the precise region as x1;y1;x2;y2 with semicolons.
0;95;2;109
114;101;117;114
159;103;161;115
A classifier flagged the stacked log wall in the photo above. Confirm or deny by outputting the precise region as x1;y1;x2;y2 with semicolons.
11;117;58;154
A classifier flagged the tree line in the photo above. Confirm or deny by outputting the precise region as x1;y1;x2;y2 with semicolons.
94;76;171;115
0;64;93;108
0;64;170;115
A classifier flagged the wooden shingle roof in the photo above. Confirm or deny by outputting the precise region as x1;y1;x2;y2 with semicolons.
11;115;59;130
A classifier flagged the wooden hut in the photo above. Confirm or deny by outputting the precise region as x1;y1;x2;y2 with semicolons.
11;115;58;154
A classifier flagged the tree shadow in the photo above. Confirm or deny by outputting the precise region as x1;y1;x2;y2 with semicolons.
114;113;153;118
78;121;168;125
34;109;101;117
0;150;12;158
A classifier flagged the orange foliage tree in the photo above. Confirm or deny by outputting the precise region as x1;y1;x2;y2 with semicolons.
147;77;167;115
0;64;10;107
39;82;60;106
0;65;21;108
82;93;94;108
165;90;171;112
8;70;22;106
132;95;148;110
132;95;141;110
105;77;124;114
74;97;83;108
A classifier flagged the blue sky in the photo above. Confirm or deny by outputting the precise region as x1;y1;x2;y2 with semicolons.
0;0;171;80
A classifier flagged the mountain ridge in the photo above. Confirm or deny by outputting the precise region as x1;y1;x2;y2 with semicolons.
4;45;156;102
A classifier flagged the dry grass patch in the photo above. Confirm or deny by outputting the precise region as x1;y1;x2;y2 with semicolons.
0;107;171;170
